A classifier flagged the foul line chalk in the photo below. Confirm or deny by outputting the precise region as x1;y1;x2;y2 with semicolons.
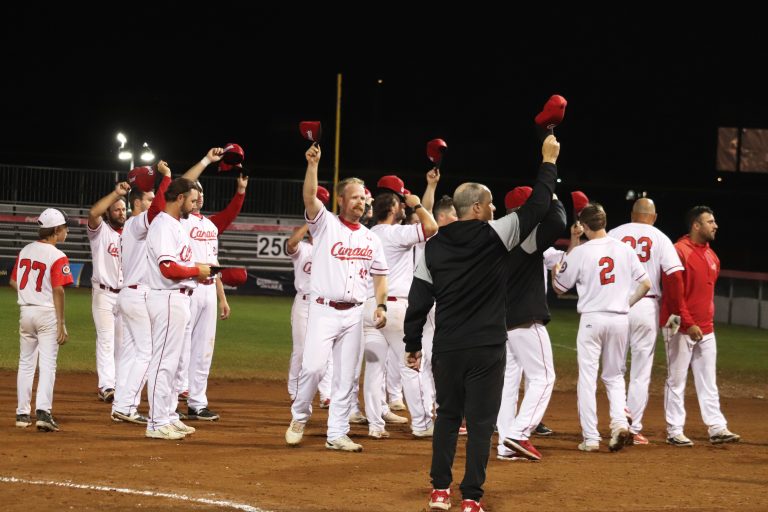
0;476;269;512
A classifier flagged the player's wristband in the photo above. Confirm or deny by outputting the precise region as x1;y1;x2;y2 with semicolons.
413;204;423;210
377;303;387;311
200;156;212;167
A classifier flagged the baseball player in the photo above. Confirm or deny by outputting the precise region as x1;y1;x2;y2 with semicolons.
177;173;249;421
12;208;74;432
145;177;211;440
285;144;389;452
111;162;172;424
608;198;684;445
363;179;438;439
286;189;334;408
88;182;131;402
553;203;651;452
497;188;566;462
661;206;740;446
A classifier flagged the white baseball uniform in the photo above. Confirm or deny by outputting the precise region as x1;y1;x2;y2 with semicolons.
13;242;73;415
364;222;431;433
113;211;153;417
608;222;683;434
291;206;388;442
145;212;197;430
288;240;333;403
88;221;125;393
554;236;647;443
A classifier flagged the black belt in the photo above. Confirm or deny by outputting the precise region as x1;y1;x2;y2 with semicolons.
645;295;659;299
98;284;120;293
300;294;308;300
316;297;361;310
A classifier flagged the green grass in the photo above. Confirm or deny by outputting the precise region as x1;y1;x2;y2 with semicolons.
1;288;766;393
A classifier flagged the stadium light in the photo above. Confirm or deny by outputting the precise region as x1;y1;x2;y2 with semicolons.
139;142;155;162
116;132;155;170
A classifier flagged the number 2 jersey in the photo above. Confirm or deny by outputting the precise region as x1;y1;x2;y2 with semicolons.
554;236;647;314
12;241;74;307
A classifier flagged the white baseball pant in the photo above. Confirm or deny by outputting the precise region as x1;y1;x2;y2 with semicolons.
92;287;123;391
291;299;364;441
184;283;218;410
147;289;191;430
577;312;630;443
419;305;436;417
496;339;523;456
625;297;659;434
17;306;60;414
113;286;152;415
386;343;404;404
498;322;556;446
288;294;333;402
663;329;728;437
363;298;432;432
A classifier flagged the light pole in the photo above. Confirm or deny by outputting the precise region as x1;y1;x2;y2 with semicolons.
116;132;155;171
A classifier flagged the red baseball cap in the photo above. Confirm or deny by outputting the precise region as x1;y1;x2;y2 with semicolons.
299;121;322;142
377;175;406;198
219;267;248;287
316;185;330;205
505;186;533;210
219;143;245;172
128;166;156;193
571;191;589;218
535;95;568;129
427;138;448;165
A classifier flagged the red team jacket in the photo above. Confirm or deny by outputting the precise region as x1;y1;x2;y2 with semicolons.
661;234;720;335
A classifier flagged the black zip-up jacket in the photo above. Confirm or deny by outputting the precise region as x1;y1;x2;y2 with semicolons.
403;162;557;354
505;199;567;329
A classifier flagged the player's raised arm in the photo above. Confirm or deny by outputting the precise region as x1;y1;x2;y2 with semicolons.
303;144;323;220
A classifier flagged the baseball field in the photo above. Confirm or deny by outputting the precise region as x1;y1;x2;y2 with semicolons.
1;287;767;511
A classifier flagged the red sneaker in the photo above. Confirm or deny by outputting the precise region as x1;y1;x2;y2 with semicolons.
429;488;451;510
460;499;485;512
633;432;649;445
502;437;542;461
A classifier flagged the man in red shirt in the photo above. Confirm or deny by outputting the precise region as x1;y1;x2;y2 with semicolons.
661;206;740;447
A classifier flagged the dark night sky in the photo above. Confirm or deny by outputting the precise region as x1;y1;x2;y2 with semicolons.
2;10;767;270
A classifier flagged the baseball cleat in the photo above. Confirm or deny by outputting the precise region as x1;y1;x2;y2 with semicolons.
16;414;32;428
429;488;451;510
187;407;219;421
170;420;196;435
368;429;390;439
413;425;434;438
318;398;331;409
632;432;649;445
388;399;407;411
609;427;630;452
35;410;60;432
285;420;306;446
497;454;533;462
98;388;115;403
383;411;408;424
178;390;189;402
710;429;741;444
666;433;694;447
111;410;149;425
460;498;485;512
325;435;363;452
534;422;554;436
348;411;369;425
146;425;186;440
503;438;542;461
578;441;600;452
458;425;468;436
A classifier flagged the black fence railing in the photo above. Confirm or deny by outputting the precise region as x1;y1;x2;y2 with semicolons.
0;163;329;217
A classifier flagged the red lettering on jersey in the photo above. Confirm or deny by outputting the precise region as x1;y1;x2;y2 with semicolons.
18;258;47;292
599;256;615;285
303;261;312;274
330;242;373;261
107;242;119;257
189;227;218;240
620;236;653;263
180;245;192;262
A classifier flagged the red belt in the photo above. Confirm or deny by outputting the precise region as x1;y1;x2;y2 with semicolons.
127;285;139;290
387;297;398;302
179;288;194;296
316;297;361;310
300;294;308;300
98;284;120;293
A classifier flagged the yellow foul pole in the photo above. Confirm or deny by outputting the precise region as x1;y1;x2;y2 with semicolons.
332;73;342;213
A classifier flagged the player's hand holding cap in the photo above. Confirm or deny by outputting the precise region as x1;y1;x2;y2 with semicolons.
128;166;156;192
300;121;322;144
426;138;447;168
219;143;245;172
535;95;567;129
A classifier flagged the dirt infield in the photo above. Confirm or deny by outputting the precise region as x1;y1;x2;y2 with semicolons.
1;371;766;511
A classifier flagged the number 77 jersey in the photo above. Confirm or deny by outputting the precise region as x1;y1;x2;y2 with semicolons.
553;237;647;314
12;241;74;307
608;222;683;297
